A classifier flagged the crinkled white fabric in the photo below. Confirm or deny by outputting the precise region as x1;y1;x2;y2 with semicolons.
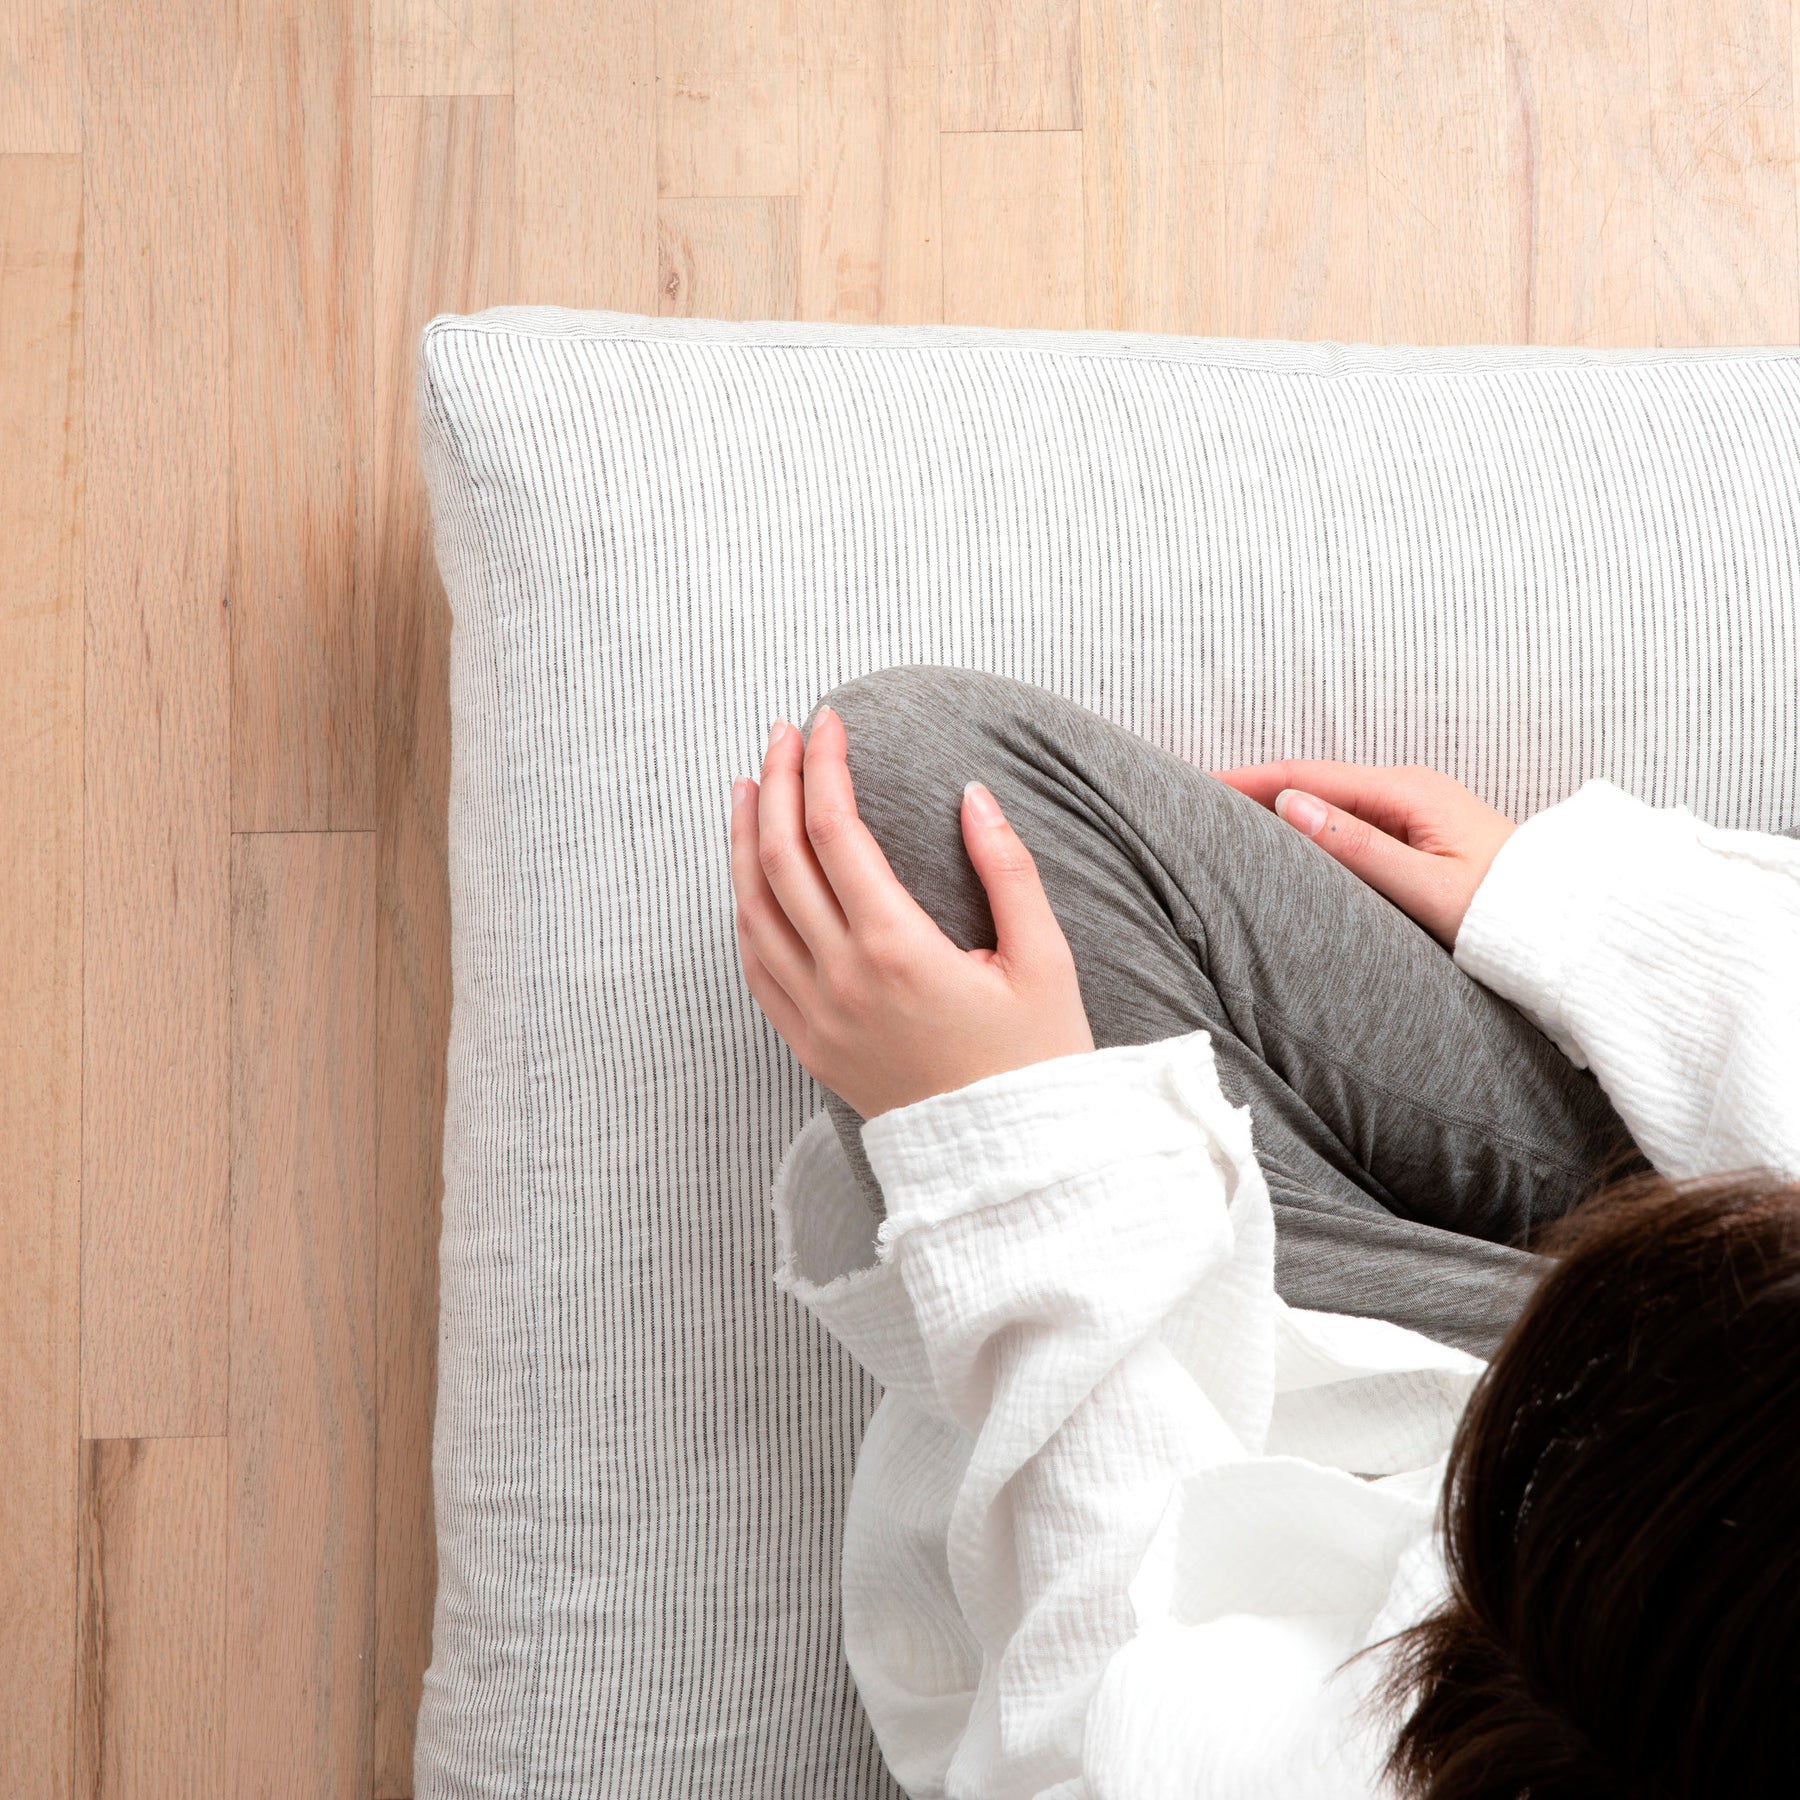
770;779;1800;1799
1453;778;1800;1183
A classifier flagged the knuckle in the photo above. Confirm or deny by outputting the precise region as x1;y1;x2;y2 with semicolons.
805;805;849;849
858;926;910;978
757;836;790;880
815;1006;856;1054
817;963;866;1016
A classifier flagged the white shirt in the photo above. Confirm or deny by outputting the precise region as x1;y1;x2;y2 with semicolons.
769;779;1800;1800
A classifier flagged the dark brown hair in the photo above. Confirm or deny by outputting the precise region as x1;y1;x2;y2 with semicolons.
1378;1163;1800;1798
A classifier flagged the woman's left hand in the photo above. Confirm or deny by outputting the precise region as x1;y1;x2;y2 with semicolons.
729;705;1095;1120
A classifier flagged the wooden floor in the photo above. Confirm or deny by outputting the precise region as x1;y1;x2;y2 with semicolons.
3;1;1798;1794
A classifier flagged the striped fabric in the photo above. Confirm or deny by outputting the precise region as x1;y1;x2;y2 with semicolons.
413;308;1800;1800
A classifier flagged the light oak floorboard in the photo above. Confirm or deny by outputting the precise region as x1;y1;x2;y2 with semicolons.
76;1439;227;1800
1506;0;1655;346
796;0;941;322
516;0;656;308
371;93;515;1798
0;0;80;150
1650;0;1799;343
1365;0;1517;341
227;832;378;1799
0;149;82;1800
372;0;511;96
942;129;1085;327
80;0;231;1442
1652;94;1800;343
660;196;798;316
229;0;375;831
1080;0;1227;334
940;0;1081;131
656;0;800;197
1222;0;1372;340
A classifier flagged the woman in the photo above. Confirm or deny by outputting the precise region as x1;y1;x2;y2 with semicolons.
727;665;1800;1799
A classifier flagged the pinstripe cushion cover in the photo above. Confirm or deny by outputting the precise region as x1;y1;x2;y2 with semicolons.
413;308;1800;1799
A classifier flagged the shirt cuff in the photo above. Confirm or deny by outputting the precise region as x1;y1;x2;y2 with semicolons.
770;1112;942;1406
1452;778;1687;1069
861;1030;1252;1250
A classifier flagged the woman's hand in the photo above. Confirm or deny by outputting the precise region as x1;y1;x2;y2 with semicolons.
729;706;1095;1120
1211;759;1518;951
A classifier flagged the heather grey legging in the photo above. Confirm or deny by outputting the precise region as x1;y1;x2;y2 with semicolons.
807;664;1651;1359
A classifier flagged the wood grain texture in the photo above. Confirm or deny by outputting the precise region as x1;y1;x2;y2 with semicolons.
1506;0;1655;345
76;1439;227;1800
18;4;1800;1791
0;151;81;1800
80;0;231;1441
373;0;511;95
1650;0;1799;343
659;196;798;315
229;0;374;832
942;129;1085;327
371;93;514;1798
0;0;79;150
940;0;1079;131
1080;0;1227;334
797;0;940;321
1222;0;1372;339
656;0;800;197
227;832;377;1798
1366;0;1517;341
516;0;655;308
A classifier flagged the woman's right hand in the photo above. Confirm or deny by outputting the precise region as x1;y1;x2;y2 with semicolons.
1210;760;1518;952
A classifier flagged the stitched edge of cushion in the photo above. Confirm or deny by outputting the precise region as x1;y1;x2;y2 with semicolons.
417;305;1800;386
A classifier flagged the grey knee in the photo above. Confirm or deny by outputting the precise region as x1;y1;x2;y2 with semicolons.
805;663;1035;798
804;664;1028;949
807;659;1019;730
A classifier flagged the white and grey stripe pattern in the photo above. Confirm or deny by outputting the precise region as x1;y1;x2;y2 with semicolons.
413;308;1800;1799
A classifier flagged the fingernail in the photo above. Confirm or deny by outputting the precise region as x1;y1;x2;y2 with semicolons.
768;720;788;749
963;780;1002;826
815;704;837;723
1276;789;1328;836
731;777;748;810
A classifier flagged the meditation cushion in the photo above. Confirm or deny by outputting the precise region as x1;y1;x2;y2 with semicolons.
413;308;1800;1798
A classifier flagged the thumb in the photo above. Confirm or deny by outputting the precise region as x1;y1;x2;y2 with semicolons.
962;781;1062;968
1276;787;1452;931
